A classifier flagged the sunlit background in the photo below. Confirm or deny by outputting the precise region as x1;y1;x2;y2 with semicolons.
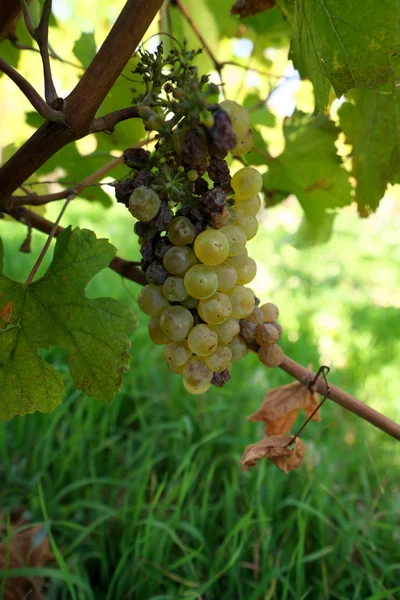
0;1;399;598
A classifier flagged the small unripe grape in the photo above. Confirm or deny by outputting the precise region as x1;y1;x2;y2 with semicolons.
255;323;280;347
198;292;232;325
138;284;170;316
187;169;198;182
236;257;257;285
163;246;197;276
214;261;238;293
162;277;188;302
235;194;261;216
183;356;213;387
211;318;240;345
230;128;254;156
235;214;258;240
219;225;247;257
258;344;284;367
204;345;232;372
184;264;218;299
148;316;169;344
183;379;211;395
220;99;250;142
203;113;215;128
187;324;218;356
129;186;160;222
231;167;263;201
159;306;194;341
163;341;192;368
168;216;196;245
194;229;230;266
260;302;279;322
229;285;255;319
229;336;248;362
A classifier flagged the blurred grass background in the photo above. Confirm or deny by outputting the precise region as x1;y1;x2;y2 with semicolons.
0;194;399;599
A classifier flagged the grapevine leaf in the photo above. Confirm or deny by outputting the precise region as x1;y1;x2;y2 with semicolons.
279;0;400;110
0;228;137;421
248;381;321;436
338;75;400;216
263;111;351;226
240;435;306;472
73;32;97;68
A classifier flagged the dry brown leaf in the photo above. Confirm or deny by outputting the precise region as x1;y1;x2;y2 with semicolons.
0;511;53;600
240;435;306;473
248;381;322;436
231;0;275;17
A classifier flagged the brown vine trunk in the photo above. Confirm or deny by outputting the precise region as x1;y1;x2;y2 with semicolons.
0;0;163;207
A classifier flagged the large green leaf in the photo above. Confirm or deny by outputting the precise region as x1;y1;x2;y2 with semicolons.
263;111;351;225
338;77;400;216
0;228;136;421
280;0;400;110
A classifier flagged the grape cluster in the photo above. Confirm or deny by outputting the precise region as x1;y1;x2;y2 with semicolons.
126;99;282;394
114;45;283;394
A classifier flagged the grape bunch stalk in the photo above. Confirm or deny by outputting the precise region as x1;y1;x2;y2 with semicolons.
114;44;283;394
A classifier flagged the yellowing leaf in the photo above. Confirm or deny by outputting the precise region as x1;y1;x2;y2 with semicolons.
248;381;321;436
240;435;306;472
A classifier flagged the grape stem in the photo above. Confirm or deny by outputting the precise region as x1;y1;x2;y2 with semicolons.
279;355;400;441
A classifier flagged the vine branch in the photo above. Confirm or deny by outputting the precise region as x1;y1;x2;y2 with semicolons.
90;106;141;133
0;56;62;121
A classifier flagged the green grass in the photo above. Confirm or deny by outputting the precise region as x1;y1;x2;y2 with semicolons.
0;198;399;599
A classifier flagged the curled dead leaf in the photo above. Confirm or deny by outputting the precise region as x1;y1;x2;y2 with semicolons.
248;381;321;436
0;510;53;600
231;0;275;18
240;435;306;473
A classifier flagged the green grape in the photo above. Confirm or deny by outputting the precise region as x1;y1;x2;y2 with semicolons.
226;249;248;270
260;302;279;322
198;292;232;325
182;295;200;309
183;379;211;395
214;261;238;293
211;318;240;345
235;214;259;240
138;284;170;316
129;186;160;222
159;306;194;341
204;345;232;372
183;356;213;387
229;336;249;362
187;324;218;356
228;285;255;319
220;99;251;142
148;316;169;344
235;194;261;216
168;216;196;245
184;264;218;299
219;225;247;257
230;128;254;156
163;246;197;276
194;229;229;266
163;341;192;368
236;256;257;285
231;167;263;201
162;276;188;302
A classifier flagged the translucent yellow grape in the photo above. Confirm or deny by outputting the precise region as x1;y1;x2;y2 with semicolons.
168;216;196;245
183;357;213;387
198;292;232;325
219;225;247;257
129;186;160;222
163;341;192;368
138;284;170;316
236;257;257;285
148;316;169;344
184;264;218;299
211;318;240;345
163;246;197;276
183;379;211;395
220;99;251;142
204;345;232;372
162;277;188;302
159;306;194;341
231;167;262;201
228;285;255;319
230;128;254;156
194;229;229;266
235;194;261;216
235;214;259;240
187;324;218;356
214;261;238;293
